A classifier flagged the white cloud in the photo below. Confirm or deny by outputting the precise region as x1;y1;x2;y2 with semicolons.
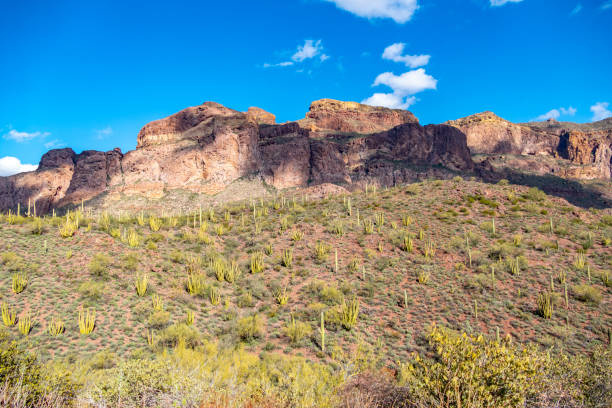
292;40;323;62
372;69;437;95
602;1;612;10
490;0;523;6
570;3;582;14
534;106;577;121
323;0;418;23
263;61;294;68
264;40;328;68
361;93;417;109
362;43;436;110
362;69;437;109
590;102;612;121
43;139;66;149
0;156;38;177
3;129;50;142
560;107;577;116
382;43;430;68
95;126;113;140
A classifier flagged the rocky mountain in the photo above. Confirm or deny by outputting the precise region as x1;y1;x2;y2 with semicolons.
0;99;474;213
446;112;612;180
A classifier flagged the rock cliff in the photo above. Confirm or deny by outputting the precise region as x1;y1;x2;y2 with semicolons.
2;98;609;214
0;99;473;213
298;99;419;134
447;112;612;180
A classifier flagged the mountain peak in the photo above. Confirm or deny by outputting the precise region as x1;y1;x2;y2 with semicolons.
300;98;419;134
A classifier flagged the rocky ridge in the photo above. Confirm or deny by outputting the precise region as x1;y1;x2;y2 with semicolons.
1;99;610;214
0;99;473;213
446;112;612;180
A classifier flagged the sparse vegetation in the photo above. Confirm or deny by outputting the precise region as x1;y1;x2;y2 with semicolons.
0;179;609;407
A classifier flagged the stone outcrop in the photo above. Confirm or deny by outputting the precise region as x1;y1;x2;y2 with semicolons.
3;98;608;214
246;107;276;125
298;99;419;134
0;148;122;213
447;112;612;179
445;112;557;155
258;123;311;189
557;130;612;179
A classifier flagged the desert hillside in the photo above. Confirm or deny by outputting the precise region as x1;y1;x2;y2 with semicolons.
1;178;610;406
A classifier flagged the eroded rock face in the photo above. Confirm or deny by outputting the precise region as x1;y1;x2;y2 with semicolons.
299;99;419;134
447;112;612;179
259;123;311;189
446;112;557;155
136;102;243;148
0;99;538;214
306;122;474;186
0;149;76;214
59;149;124;205
558;130;612;179
246;107;276;125
130;102;261;195
38;148;76;171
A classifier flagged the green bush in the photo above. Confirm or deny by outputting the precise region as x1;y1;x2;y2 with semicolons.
78;281;105;300
524;187;547;202
572;285;602;305
88;253;111;277
157;323;201;349
397;325;548;408
237;314;263;341
0;334;78;406
285;316;312;344
147;310;171;329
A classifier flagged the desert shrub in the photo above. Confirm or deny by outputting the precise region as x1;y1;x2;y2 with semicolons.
29;218;46;235
237;314;264;341
572;285;602;305
147;232;165;242
487;243;518;260
285;316;312;344
88;253;111;277
237;292;255;308
87;358;174;404
0;334;77;405
89;350;118;370
524;187;547;202
464;273;496;292
0;251;19;266
169;249;185;264
122;253;139;271
157;323;201;349
78;281;105;300
86;341;340;408
480;221;496;234
477;195;499;208
147;310;171;329
315;283;343;305
397;325;548;408
0;251;26;271
340;338;611;408
0;336;43;401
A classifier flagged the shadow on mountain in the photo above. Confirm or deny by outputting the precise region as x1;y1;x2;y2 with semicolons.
480;167;611;210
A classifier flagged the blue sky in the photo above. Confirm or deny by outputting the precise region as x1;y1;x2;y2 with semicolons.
1;0;611;175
